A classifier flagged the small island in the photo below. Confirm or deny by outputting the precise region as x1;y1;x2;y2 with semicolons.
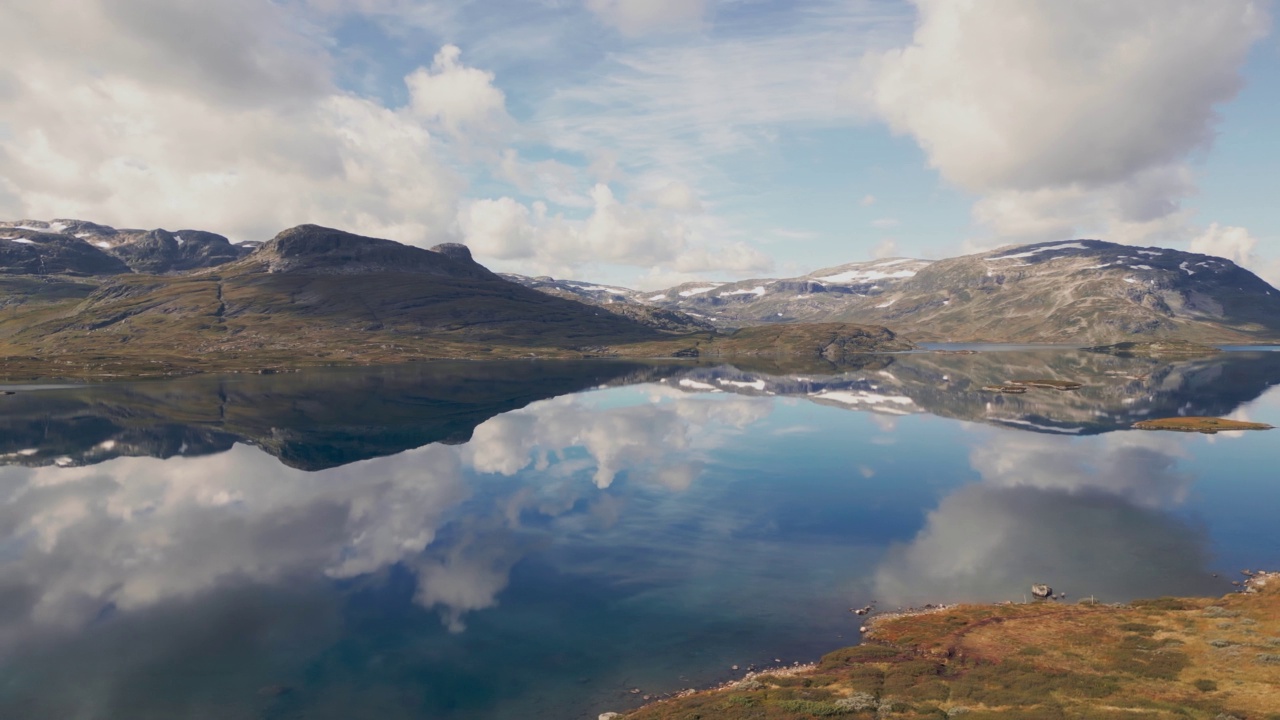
1133;417;1275;434
615;574;1280;720
1083;340;1223;359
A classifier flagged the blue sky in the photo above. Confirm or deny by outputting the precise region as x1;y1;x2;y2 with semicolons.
0;0;1275;289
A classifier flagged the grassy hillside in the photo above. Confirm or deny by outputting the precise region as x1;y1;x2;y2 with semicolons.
620;577;1280;720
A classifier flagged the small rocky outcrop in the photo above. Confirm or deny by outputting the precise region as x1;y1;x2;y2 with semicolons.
1031;583;1053;599
429;242;474;262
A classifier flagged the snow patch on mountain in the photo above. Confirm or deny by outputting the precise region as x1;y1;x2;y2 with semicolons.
989;242;1091;261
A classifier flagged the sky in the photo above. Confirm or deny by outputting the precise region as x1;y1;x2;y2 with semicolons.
0;0;1277;290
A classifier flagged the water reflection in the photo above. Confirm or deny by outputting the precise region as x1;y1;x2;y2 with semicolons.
873;430;1219;606
0;352;1277;719
0;360;679;471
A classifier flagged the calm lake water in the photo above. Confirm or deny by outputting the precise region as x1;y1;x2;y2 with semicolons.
1;349;1278;719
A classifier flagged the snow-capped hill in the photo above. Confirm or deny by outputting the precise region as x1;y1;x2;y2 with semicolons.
507;239;1279;343
501;274;647;305
640;258;935;327
502;273;715;333
803;257;933;284
851;239;1280;343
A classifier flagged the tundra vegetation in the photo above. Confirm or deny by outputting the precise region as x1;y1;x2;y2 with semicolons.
620;579;1280;720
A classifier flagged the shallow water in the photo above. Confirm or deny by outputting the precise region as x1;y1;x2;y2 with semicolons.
1;350;1278;719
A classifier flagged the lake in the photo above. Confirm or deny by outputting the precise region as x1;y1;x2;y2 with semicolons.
1;349;1278;719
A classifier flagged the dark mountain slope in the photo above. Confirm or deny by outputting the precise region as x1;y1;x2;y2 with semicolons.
0;360;680;471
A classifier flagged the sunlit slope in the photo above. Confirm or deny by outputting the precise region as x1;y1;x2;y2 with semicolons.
839;241;1280;343
0;225;666;363
551;240;1280;343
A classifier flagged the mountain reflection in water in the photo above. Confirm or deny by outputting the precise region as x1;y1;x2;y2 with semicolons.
0;351;1277;720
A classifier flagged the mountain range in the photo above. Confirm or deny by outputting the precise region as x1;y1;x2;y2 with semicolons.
2;218;1278;379
507;240;1280;344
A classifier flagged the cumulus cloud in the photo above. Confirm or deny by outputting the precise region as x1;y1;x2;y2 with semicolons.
0;0;765;278
1188;223;1280;285
0;0;485;245
584;0;710;36
872;0;1269;243
406;45;513;142
871;238;899;259
458;184;773;280
1191;223;1260;267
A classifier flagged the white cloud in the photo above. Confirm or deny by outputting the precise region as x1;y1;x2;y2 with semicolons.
637;180;704;214
0;0;763;278
406;44;513;142
870;217;898;229
1191;223;1259;266
0;1;483;245
871;238;898;259
584;0;710;36
457;197;538;259
459;184;772;281
1188;223;1280;286
541;7;901;180
859;194;877;207
872;0;1269;243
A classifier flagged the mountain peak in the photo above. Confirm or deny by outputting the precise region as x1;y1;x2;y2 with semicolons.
248;225;495;279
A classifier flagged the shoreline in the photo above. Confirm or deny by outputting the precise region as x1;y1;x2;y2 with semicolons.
608;573;1279;719
5;342;1280;385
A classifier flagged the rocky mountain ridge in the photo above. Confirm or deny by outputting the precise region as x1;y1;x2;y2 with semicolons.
5;218;1278;355
511;239;1280;343
1;219;253;274
0;223;917;378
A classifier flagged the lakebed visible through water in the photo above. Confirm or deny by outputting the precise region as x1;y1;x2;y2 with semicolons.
0;348;1277;719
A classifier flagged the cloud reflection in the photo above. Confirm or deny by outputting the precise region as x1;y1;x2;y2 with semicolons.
0;390;772;648
873;430;1220;606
